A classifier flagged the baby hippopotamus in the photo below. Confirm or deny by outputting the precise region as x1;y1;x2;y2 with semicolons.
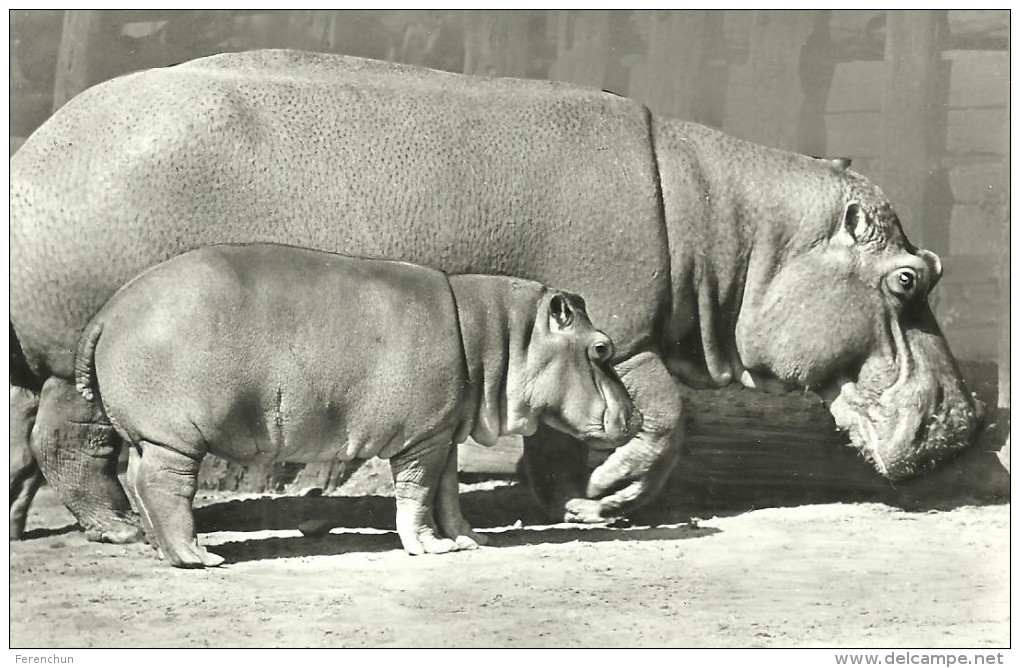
75;243;639;568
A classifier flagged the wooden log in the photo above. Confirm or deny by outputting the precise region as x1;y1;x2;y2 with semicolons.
946;10;1010;51
879;10;951;255
111;9;268;26
458;362;1008;510
51;10;100;113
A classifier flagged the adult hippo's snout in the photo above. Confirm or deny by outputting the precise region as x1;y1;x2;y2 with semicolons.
828;305;984;481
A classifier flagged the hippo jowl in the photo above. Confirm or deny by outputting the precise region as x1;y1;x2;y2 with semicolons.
71;244;637;566
9;50;982;542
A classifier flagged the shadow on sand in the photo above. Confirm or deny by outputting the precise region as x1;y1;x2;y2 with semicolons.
197;483;720;565
19;524;78;540
210;522;719;565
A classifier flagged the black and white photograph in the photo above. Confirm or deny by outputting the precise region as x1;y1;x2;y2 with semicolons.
7;8;1011;654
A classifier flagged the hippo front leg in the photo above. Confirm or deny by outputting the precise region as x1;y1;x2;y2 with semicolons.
30;377;142;543
433;445;487;550
523;351;684;523
389;435;459;556
571;351;685;522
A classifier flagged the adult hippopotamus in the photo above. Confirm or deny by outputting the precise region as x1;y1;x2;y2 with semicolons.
72;243;637;566
9;50;982;542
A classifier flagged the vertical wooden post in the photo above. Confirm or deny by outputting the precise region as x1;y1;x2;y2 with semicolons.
879;10;950;253
10;11;29;91
287;10;339;51
52;10;101;113
997;189;1010;410
700;11;729;129
725;10;816;151
628;11;715;123
549;10;610;88
796;11;835;157
463;10;531;77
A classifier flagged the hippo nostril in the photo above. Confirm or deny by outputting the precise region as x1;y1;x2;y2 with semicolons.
919;249;943;288
590;339;613;364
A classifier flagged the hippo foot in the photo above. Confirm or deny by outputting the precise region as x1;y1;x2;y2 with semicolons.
82;516;145;544
444;528;487;551
437;517;488;550
564;498;620;525
401;529;460;556
163;539;225;568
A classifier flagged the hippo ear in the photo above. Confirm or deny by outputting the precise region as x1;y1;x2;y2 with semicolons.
549;293;574;330
814;156;852;172
830;157;852;171
836;201;868;245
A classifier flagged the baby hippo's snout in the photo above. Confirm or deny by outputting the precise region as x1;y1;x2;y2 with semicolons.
588;334;641;444
596;365;642;447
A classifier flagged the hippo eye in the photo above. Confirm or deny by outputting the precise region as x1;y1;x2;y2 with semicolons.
887;268;918;298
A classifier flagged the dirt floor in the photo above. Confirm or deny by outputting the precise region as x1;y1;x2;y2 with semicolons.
10;474;1009;648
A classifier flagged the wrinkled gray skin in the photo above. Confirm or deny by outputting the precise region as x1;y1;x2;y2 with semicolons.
73;244;636;566
9;51;982;541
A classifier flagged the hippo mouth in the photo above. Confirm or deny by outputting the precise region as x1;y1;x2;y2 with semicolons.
825;378;982;481
544;367;642;450
744;354;981;482
814;318;985;481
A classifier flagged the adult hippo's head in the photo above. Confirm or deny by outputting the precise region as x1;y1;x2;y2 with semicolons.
733;159;983;480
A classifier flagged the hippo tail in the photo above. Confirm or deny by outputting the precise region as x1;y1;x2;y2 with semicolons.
74;318;104;403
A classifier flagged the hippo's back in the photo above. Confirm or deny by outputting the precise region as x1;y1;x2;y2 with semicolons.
10;50;669;380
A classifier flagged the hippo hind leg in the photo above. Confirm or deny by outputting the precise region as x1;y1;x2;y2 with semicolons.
389;434;459;556
31;377;142;543
433;445;486;550
133;441;223;568
10;386;43;539
124;445;158;549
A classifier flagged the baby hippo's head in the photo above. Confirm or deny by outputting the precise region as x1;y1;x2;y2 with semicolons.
524;291;641;449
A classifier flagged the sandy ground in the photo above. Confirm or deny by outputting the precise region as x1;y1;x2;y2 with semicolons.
9;478;1009;649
